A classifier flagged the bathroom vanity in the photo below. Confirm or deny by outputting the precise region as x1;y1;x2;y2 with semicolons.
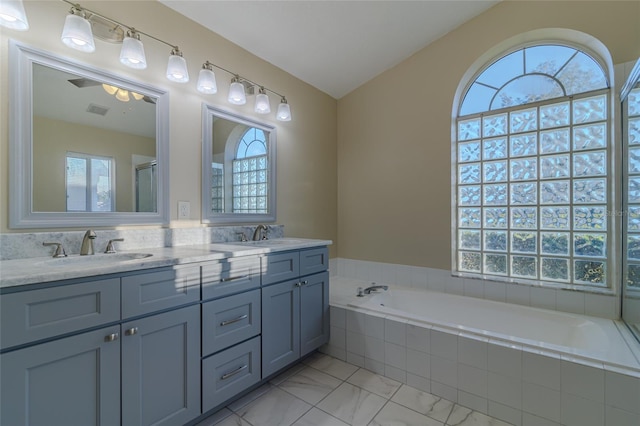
0;239;330;426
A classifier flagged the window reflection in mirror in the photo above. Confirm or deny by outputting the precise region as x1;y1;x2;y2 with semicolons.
9;41;169;228
622;58;640;343
203;105;276;223
32;63;156;213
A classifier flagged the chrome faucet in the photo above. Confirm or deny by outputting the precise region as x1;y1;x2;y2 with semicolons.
252;224;269;241
80;230;97;255
363;284;388;294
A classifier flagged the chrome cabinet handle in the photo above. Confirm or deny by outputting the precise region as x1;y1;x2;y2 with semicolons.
104;333;119;342
124;327;138;336
295;282;302;287
220;364;248;380
220;315;248;326
300;280;308;285
220;275;250;283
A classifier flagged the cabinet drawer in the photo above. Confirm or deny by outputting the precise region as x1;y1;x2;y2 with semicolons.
202;256;260;300
262;252;300;285
202;289;261;356
1;278;120;349
300;247;329;277
121;266;200;318
202;336;261;413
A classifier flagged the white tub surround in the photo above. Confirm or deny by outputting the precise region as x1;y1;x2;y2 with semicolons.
334;258;619;320
324;277;640;426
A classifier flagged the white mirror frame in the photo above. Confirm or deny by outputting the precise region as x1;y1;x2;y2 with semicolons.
9;40;170;228
201;104;277;224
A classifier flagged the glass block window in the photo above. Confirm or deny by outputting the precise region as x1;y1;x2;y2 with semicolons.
211;163;224;213
232;127;268;213
625;87;640;289
455;44;610;288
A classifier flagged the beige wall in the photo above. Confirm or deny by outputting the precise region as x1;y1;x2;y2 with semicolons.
337;1;640;269
32;116;155;212
1;1;338;256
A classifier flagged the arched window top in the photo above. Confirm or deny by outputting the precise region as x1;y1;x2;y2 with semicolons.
459;44;609;116
236;127;267;159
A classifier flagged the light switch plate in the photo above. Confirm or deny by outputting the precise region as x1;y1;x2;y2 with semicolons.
178;201;190;219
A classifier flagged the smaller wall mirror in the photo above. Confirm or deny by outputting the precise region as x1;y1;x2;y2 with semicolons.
622;57;640;343
9;40;169;228
202;105;276;224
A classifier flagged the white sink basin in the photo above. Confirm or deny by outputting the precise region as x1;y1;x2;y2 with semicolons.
38;252;153;267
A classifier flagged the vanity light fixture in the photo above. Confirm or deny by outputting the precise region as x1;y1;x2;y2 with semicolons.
255;87;271;114
228;76;247;105
0;0;29;30
277;97;292;121
55;1;292;118
197;61;218;94
166;47;189;83
61;5;95;52
198;59;292;120
59;1;188;84
119;29;147;69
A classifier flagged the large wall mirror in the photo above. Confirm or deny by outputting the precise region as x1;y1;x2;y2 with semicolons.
9;40;169;228
622;57;640;343
202;105;276;224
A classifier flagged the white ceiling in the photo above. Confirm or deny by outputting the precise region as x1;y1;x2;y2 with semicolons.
160;0;500;99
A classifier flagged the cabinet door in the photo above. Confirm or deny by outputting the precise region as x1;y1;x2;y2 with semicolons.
1;326;121;426
121;305;201;426
300;271;330;356
261;279;300;377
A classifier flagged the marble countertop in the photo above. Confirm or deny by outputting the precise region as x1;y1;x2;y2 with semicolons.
0;238;332;290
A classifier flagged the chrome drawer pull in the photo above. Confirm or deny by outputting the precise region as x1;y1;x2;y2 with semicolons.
124;327;138;336
104;333;119;342
220;364;248;380
220;314;248;326
220;274;250;283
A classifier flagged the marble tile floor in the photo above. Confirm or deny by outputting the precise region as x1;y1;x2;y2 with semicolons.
195;352;513;426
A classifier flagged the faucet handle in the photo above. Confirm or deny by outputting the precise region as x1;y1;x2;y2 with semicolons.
104;238;124;254
236;232;248;242
43;242;67;258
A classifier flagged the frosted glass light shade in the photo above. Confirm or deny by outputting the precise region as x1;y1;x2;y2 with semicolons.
120;36;147;69
254;92;271;114
115;89;130;102
277;100;291;121
0;0;29;30
197;68;218;94
61;13;95;52
228;81;247;105
102;84;118;95
166;52;189;83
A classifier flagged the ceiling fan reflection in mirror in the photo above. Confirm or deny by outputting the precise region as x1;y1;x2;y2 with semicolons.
67;77;156;104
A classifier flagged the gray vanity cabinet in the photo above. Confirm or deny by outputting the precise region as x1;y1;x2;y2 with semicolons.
121;305;201;426
1;267;202;426
1;325;122;426
261;247;330;377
